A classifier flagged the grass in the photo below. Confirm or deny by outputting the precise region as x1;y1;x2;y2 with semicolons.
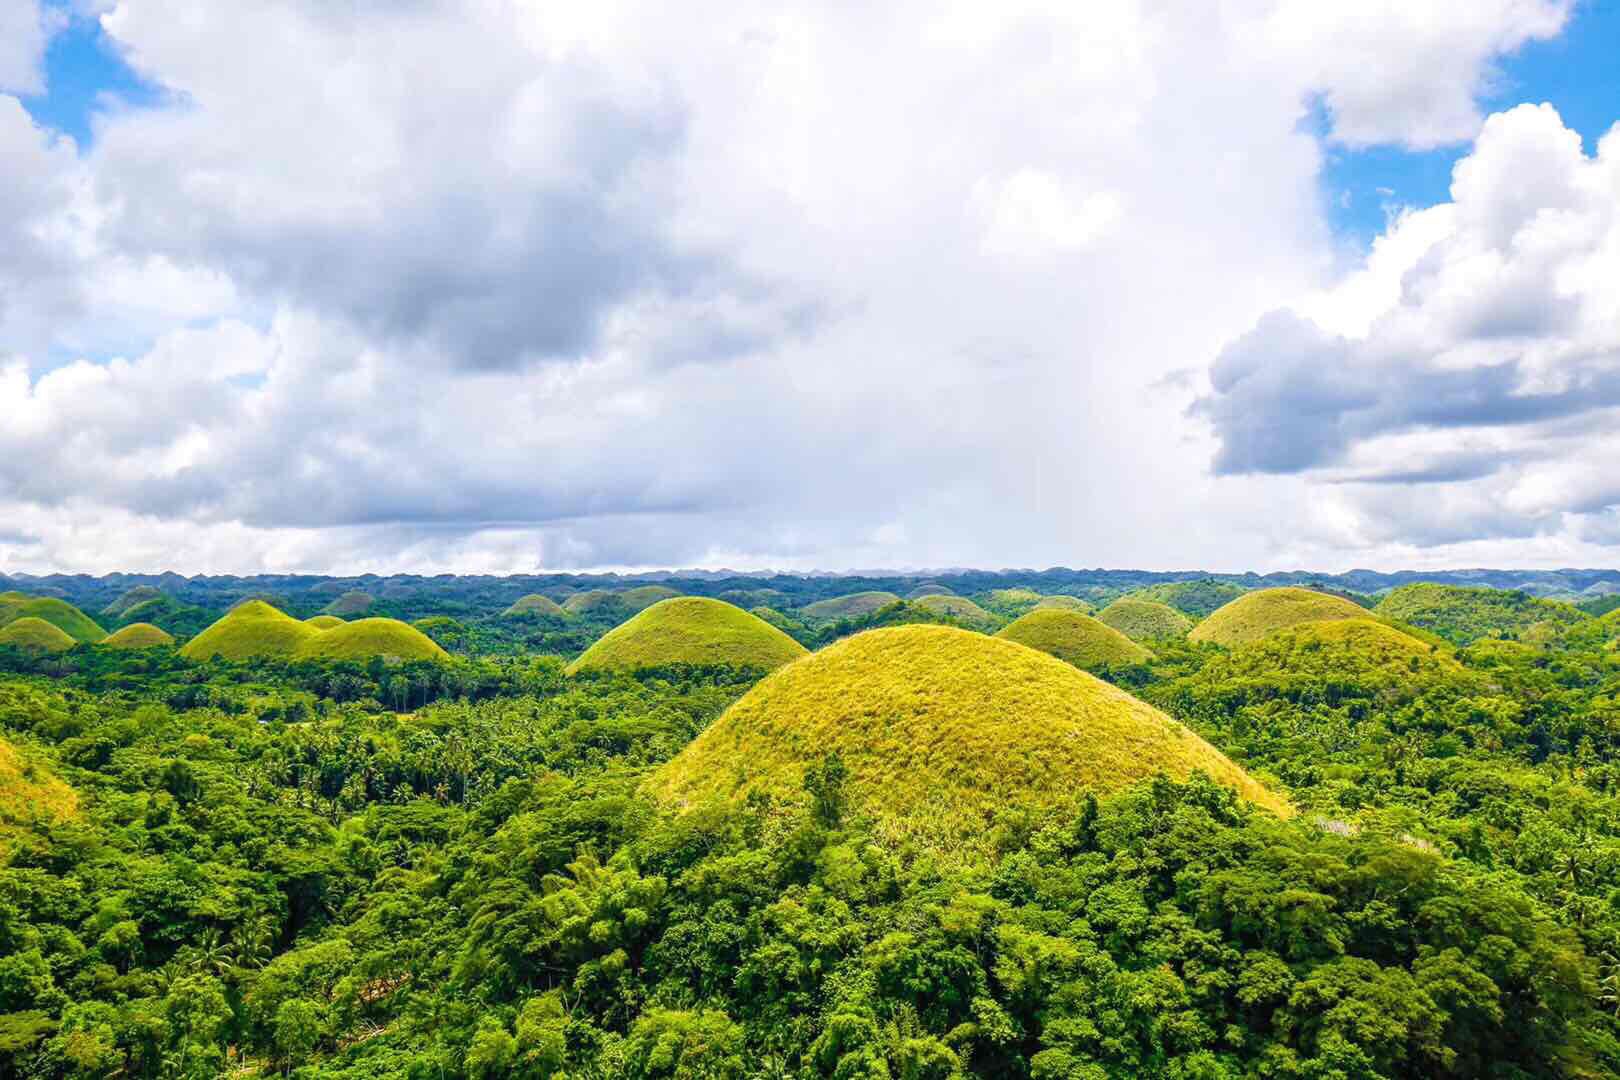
1096;598;1192;640
0;617;78;653
294;618;449;663
101;585;164;618
1189;587;1373;648
911;594;996;625
1219;618;1462;682
647;625;1290;860
101;623;175;649
181;600;322;661
322;591;375;617
0;596;105;643
568;598;808;675
563;590;619;615
995;609;1151;670
502;594;566;618
1374;583;1586;645
1;736;78;863
305;615;346;629
800;592;902;620
988;587;1042;605
1130;579;1248;618
620;585;682;612
906;584;955;599
1033;595;1091;612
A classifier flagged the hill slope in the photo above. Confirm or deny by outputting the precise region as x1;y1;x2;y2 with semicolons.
619;585;682;612
0;617;78;653
800;592;902;620
502;594;567;618
293;618;449;663
1033;595;1090;612
1130;579;1248;618
1215;618;1462;690
1190;587;1372;648
569;598;808;674
101;585;164;618
321;591;374;617
647;626;1289;856
101;623;175;649
995;609;1150;670
181;601;320;661
0;596;105;643
1374;583;1586;645
911;594;996;626
1097;598;1193;640
304;615;346;629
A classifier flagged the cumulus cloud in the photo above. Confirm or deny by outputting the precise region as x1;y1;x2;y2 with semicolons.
0;1;47;96
1197;103;1620;549
0;2;1605;572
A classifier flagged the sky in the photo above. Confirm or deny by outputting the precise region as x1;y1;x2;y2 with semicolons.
1;1;1618;576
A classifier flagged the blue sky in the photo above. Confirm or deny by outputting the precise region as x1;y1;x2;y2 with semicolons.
1321;0;1620;244
20;3;160;147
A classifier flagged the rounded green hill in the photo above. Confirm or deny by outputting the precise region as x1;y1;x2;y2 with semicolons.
568;598;808;675
563;590;619;615
101;623;175;649
1131;579;1248;618
800;592;902;620
1097;598;1192;640
1190;587;1371;648
304;615;346;629
321;591;374;617
1218;618;1461;686
502;594;567;618
912;594;995;626
293;618;449;663
995;609;1151;670
647;625;1290;857
906;583;954;599
102;585;163;618
0;617;78;653
1033;595;1090;612
181;601;320;661
619;585;682;612
1374;583;1585;645
0;596;105;643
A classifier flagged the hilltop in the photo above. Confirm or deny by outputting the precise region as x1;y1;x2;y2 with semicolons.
905;583;954;599
1097;598;1193;640
910;594;996;626
799;591;901;620
0;618;78;653
181;601;320;661
995;608;1150;670
294;618;449;663
502;594;566;618
1190;587;1372;648
1033;594;1090;612
321;591;375;617
1129;579;1248;618
647;625;1289;857
1211;618;1464;698
101;584;164;618
568;598;807;674
304;615;346;629
101;623;175;649
1375;583;1586;645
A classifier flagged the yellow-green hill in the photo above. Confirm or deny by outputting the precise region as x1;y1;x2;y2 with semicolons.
321;591;374;617
304;615;346;629
181;601;320;661
647;626;1289;857
995;609;1151;670
1;736;78;862
1033;595;1091;613
1096;598;1192;641
101;623;175;649
988;587;1042;606
0;617;78;653
1217;618;1461;685
293;618;449;663
563;590;619;615
101;585;164;618
568;598;808;675
0;596;105;643
1374;583;1586;645
800;592;902;620
1130;579;1248;619
906;584;954;599
503;594;567;618
912;594;995;626
1190;587;1372;648
620;585;682;612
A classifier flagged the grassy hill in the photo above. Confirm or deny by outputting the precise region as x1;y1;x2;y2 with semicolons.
294;618;449;663
800;592;902;621
1213;618;1463;698
101;623;175;649
911;594;996;626
304;614;346;629
1033;594;1091;612
620;585;682;612
321;591;375;617
1374;583;1586;645
906;583;954;599
995;609;1150;670
502;594;567;618
1190;587;1373;648
1130;579;1248;618
181;601;321;661
1096;598;1193;640
562;590;619;615
647;625;1289;858
568;598;808;675
0;596;105;643
101;584;164;618
0;618;78;653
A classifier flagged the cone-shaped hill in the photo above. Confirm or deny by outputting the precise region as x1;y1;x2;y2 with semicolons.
800;592;901;620
912;594;995;626
1374;583;1585;645
305;615;346;629
1097;598;1192;640
102;585;163;618
321;591;374;617
293;618;449;663
1190;587;1371;648
102;623;175;649
563;590;619;615
620;585;682;612
181;601;320;661
0;617;78;653
1217;618;1462;685
0;596;105;643
1033;595;1090;612
996;609;1150;670
569;598;808;675
503;594;567;618
906;583;954;599
648;626;1290;856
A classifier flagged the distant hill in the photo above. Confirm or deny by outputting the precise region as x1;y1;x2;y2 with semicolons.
1128;579;1248;619
0;618;78;653
321;591;375;617
906;583;954;599
101;623;175;649
910;594;996;627
502;594;566;618
1374;584;1586;646
181;601;320;661
800;592;902;620
1096;598;1193;640
0;596;104;644
996;609;1150;671
569;598;807;675
294;618;448;663
101;585;164;618
1190;588;1374;648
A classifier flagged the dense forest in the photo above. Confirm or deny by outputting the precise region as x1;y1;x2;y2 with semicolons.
2;576;1620;1078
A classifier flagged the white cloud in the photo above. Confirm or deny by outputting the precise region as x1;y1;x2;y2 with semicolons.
0;1;47;96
